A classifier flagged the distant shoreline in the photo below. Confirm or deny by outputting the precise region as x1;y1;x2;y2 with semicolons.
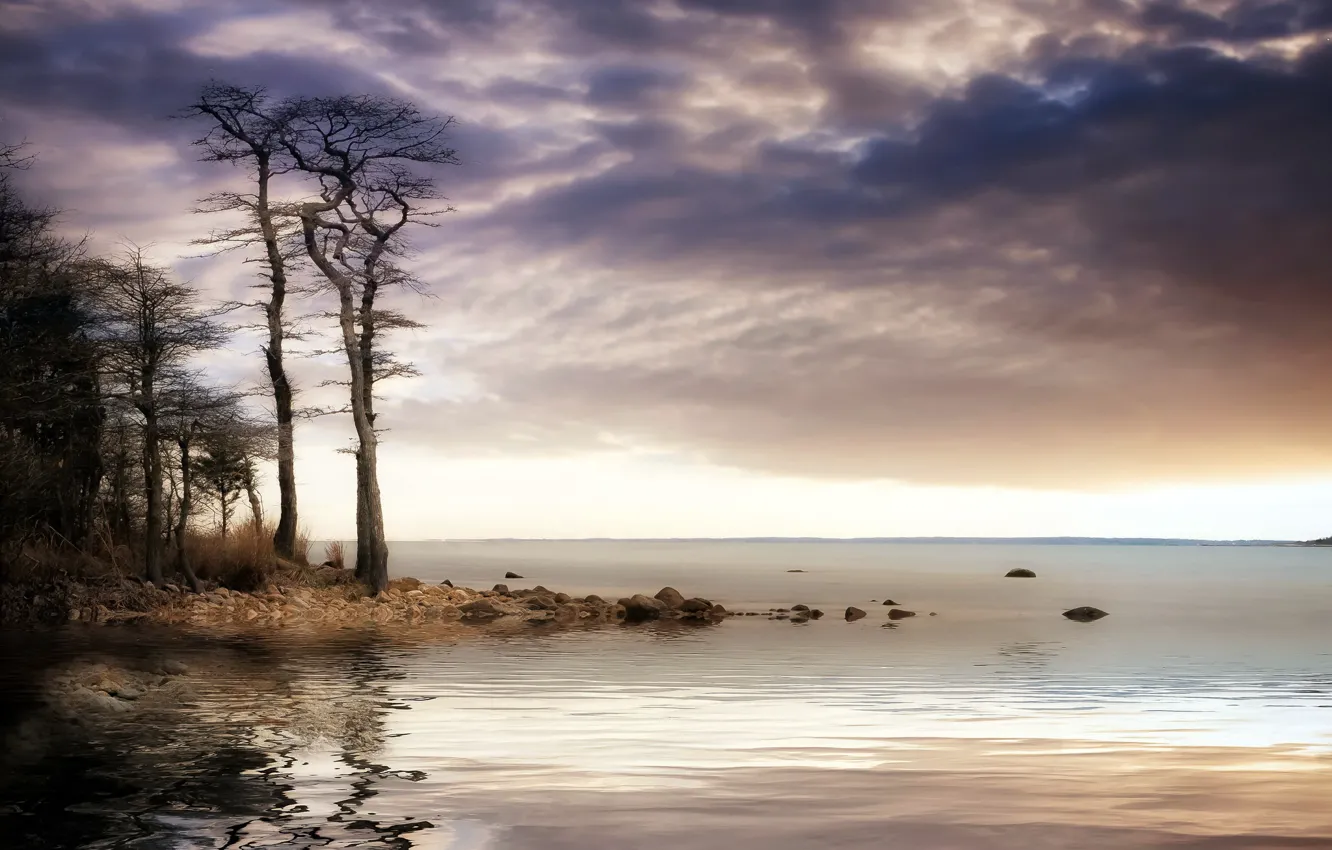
399;537;1308;547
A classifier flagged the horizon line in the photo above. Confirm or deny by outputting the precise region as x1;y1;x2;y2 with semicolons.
349;535;1310;546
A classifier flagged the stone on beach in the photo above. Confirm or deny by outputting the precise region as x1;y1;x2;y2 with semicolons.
460;599;505;619
492;584;509;594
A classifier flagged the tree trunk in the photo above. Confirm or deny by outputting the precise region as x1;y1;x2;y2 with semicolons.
242;455;264;531
220;492;230;542
174;432;202;593
256;156;299;559
338;285;388;594
142;406;164;587
355;450;371;580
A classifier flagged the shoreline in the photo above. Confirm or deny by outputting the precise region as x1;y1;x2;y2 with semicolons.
0;572;741;632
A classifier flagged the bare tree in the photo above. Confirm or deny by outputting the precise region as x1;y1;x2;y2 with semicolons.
186;83;304;559
92;249;229;586
159;382;254;591
276;95;457;593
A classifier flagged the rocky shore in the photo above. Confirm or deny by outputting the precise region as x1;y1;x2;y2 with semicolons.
1;574;747;631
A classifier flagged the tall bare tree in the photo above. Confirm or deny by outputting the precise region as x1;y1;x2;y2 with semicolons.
92;249;228;586
276;95;457;593
186;83;303;559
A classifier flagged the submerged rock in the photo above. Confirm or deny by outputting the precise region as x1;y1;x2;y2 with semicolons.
880;599;899;606
809;609;825;620
791;604;810;613
654;587;686;609
620;594;668;622
887;608;917;620
787;569;806;573
1005;568;1037;578
1063;606;1109;622
680;597;713;614
845;607;867;622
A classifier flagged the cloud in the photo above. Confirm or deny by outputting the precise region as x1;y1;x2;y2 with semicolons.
3;0;1331;488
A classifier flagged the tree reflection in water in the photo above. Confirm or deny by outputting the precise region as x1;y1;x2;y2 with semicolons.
0;629;457;849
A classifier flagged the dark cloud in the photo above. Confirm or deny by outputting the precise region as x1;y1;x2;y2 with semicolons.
4;0;1332;487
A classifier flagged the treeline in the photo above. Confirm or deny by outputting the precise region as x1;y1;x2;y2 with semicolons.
0;83;456;595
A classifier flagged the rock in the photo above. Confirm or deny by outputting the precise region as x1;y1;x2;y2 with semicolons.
620;594;668;622
492;584;510;594
775;608;790;613
460;599;504;619
554;603;580;624
881;599;900;606
930;612;937;616
791;604;810;612
710;604;728;617
554;592;572;604
441;579;454;587
809;609;825;620
787;569;806;573
1063;606;1109;622
525;596;558;611
680;598;713;614
744;612;760;616
159;660;189;676
505;571;524;579
533;585;551;594
887;608;917;620
654;587;686;609
1005;568;1037;578
584;594;605;604
845;607;867;621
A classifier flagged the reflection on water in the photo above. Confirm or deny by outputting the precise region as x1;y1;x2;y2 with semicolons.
3;542;1332;847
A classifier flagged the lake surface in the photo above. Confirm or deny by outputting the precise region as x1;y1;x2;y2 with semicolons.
3;541;1332;848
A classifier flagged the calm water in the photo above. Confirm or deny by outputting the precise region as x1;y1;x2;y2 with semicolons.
3;541;1332;848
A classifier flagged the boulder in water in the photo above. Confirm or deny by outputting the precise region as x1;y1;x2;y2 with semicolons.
880;599;899;606
1005;568;1037;578
845;606;867;622
654;587;686;609
620;594;668;622
1063;606;1109;622
809;609;825;620
505;571;524;579
887;608;917;620
680;597;713;614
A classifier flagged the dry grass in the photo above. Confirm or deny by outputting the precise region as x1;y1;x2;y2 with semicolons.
323;540;345;570
185;522;279;591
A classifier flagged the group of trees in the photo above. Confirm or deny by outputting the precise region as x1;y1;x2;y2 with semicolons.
0;83;456;594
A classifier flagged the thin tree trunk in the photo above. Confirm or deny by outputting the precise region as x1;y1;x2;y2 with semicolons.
142;408;164;587
339;286;388;593
221;493;230;542
243;457;264;531
174;431;202;593
255;155;299;559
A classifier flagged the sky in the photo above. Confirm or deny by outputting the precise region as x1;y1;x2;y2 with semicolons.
2;0;1332;540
